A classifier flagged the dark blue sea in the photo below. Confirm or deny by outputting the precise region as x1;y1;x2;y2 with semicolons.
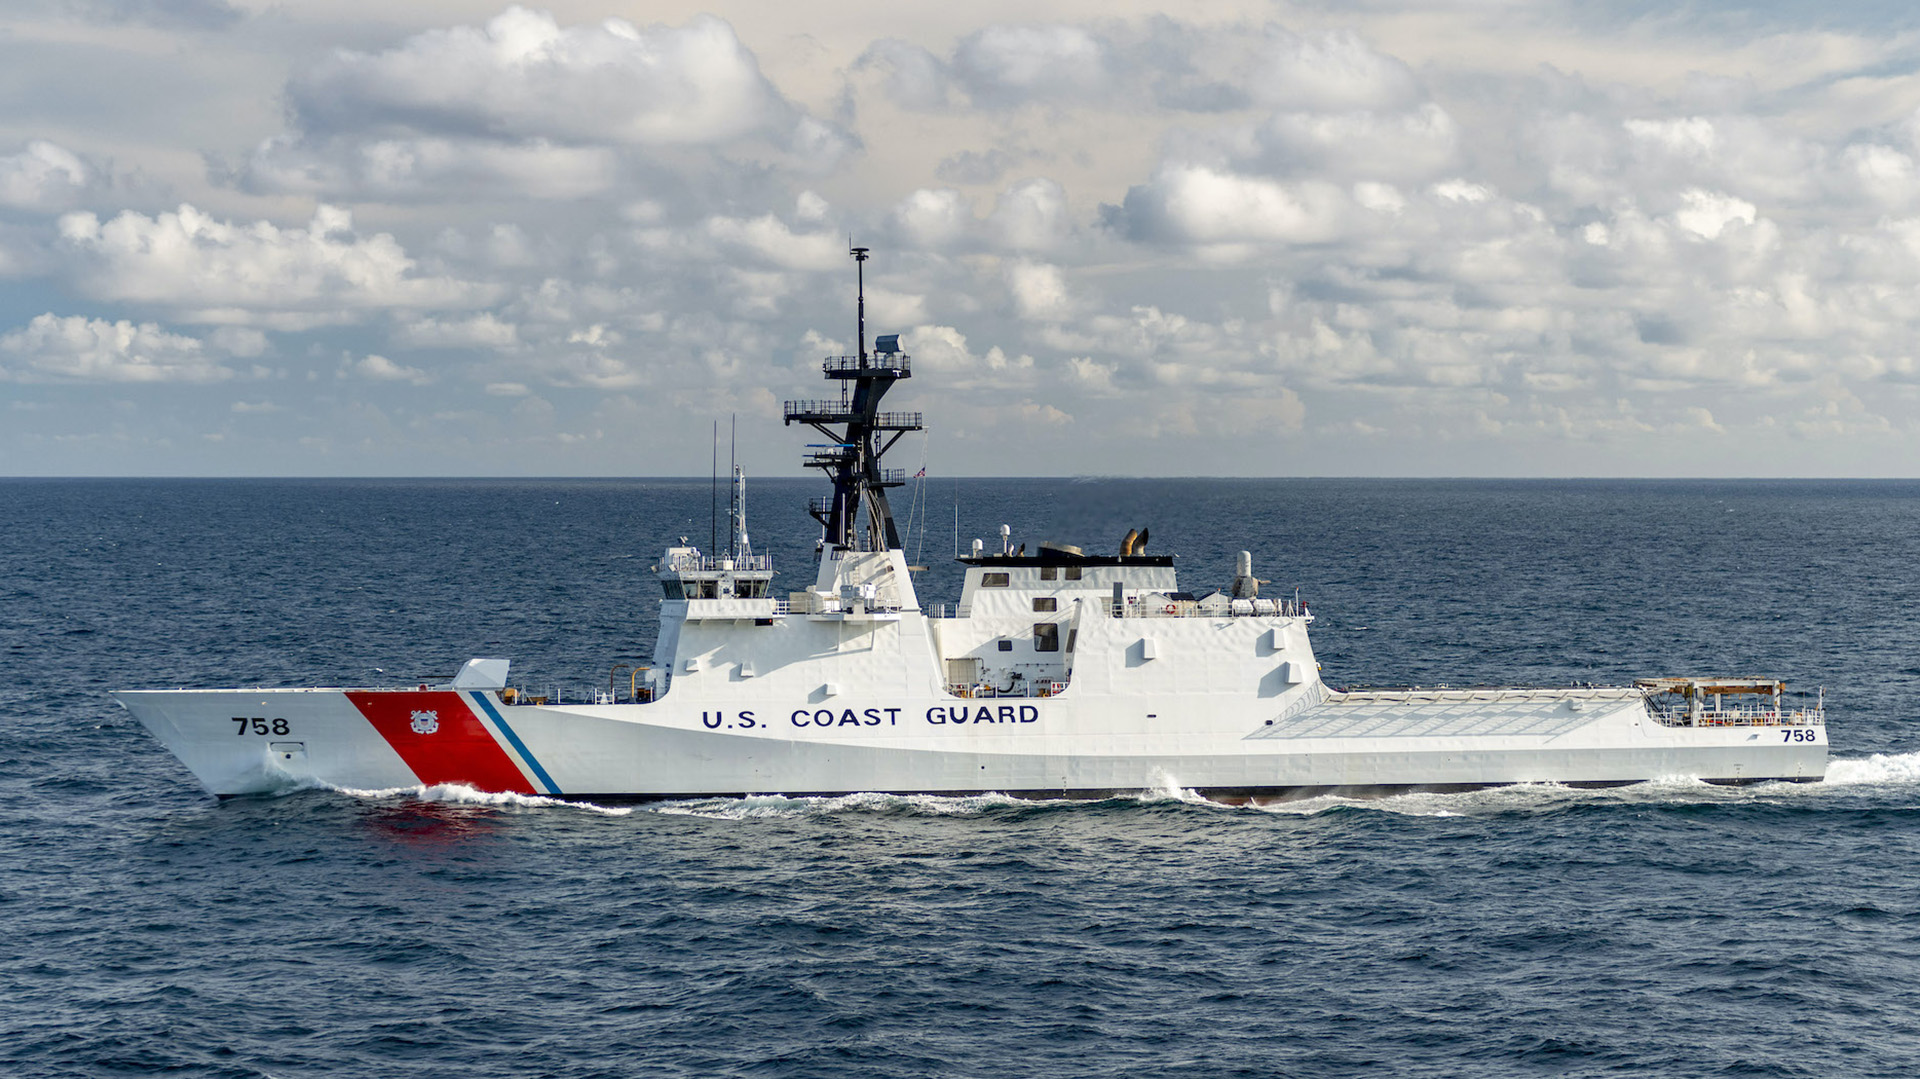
5;477;1920;1078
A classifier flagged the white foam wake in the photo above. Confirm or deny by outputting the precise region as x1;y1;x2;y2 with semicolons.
316;781;634;815
648;790;1045;819
1824;751;1920;786
1246;754;1920;816
1133;770;1229;807
1245;777;1727;818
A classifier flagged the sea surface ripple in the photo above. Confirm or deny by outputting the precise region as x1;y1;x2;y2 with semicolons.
4;477;1920;1078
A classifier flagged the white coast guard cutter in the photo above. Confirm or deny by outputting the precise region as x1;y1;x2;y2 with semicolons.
116;249;1829;801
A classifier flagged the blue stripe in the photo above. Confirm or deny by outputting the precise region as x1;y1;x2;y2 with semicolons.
470;691;562;796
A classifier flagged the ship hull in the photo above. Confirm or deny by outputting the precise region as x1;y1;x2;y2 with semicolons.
115;686;1829;801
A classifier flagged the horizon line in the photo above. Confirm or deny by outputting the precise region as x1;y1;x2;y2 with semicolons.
5;474;1919;483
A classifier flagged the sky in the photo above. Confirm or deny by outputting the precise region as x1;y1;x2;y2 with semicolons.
6;1;1920;477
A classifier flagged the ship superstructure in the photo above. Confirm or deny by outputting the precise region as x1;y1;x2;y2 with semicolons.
115;249;1829;801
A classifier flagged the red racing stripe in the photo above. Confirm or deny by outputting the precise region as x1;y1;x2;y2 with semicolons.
346;691;535;794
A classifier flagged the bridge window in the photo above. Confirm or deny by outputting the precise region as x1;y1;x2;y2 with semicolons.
1064;567;1083;580
982;572;1010;587
1040;566;1057;580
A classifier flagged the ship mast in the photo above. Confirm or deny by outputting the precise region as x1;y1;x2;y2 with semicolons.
729;465;751;561
784;247;920;553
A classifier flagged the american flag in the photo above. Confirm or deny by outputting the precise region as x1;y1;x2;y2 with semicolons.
914;467;926;478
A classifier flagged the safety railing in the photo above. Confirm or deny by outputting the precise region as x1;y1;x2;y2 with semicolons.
1645;704;1825;728
782;402;922;429
945;680;1069;699
1116;598;1313;618
769;597;906;616
504;685;651;706
823;355;911;377
661;552;772;573
785;399;852;421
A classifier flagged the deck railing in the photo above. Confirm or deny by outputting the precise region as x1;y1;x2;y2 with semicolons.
783;399;850;419
1116;598;1313;619
930;599;1312;620
782;401;923;429
767;597;906;616
1645;704;1825;728
822;355;911;376
945;680;1069;699
661;552;772;573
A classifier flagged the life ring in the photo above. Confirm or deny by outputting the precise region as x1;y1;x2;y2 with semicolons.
1163;604;1177;614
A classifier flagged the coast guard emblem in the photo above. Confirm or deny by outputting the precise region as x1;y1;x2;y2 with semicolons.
410;710;440;735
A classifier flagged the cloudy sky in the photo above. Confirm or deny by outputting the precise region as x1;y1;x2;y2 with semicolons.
6;0;1920;476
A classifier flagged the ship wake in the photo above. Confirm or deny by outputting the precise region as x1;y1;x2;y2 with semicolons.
309;780;636;815
1824;750;1920;786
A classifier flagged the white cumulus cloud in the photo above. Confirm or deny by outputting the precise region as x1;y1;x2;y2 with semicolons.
705;213;844;270
236;7;854;199
343;353;433;384
1116;164;1351;248
0;140;95;211
291;7;791;146
57;203;490;327
1007;261;1072;321
0;313;229;383
952;24;1111;108
889;188;974;250
1673;188;1758;239
1241;28;1420;112
990;178;1072;251
396;313;521;350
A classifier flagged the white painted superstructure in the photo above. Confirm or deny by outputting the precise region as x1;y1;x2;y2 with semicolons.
115;249;1829;800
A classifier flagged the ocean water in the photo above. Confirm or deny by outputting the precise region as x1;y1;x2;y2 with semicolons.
4;476;1920;1078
